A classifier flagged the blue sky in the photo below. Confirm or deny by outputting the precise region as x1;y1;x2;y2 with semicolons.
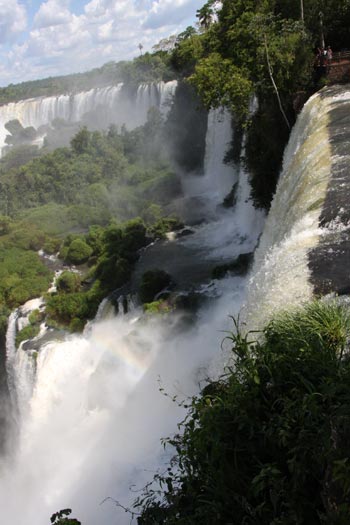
0;0;204;86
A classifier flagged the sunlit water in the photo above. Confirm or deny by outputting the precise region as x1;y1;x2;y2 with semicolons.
243;87;350;329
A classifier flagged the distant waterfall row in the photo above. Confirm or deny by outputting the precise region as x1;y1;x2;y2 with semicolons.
0;80;178;153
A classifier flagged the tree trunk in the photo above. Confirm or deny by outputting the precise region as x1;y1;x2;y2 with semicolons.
264;35;291;131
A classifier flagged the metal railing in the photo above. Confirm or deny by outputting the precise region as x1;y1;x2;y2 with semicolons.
331;51;350;62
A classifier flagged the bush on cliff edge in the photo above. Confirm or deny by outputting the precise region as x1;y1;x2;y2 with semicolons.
134;300;350;524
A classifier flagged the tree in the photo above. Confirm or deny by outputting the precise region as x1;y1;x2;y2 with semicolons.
190;53;253;119
56;271;81;293
176;26;197;41
50;509;81;525
70;127;90;154
152;35;178;53
196;0;218;30
66;238;93;264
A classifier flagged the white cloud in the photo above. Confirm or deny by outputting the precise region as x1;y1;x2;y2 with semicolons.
0;0;203;86
97;20;113;41
144;0;203;29
0;1;27;43
84;0;108;18
34;0;73;29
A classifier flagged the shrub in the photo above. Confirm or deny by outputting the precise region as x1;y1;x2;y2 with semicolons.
15;324;40;348
56;271;81;294
134;300;350;524
122;218;148;254
148;217;184;239
69;317;86;333
46;292;89;325
43;237;61;254
66;238;93;265
143;300;172;315
28;308;44;324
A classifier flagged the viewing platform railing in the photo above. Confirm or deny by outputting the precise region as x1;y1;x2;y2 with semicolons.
331;51;350;62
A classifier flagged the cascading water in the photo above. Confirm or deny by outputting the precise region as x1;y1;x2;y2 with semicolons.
0;81;177;154
183;108;236;203
179;106;264;261
243;86;350;331
0;100;263;524
6;298;47;420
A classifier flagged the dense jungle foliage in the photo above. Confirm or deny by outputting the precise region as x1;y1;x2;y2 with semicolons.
0;110;184;335
0;112;180;228
134;301;350;523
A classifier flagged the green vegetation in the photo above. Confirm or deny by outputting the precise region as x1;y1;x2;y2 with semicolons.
0;111;182;333
56;272;81;294
0;228;51;335
50;509;81;525
148;216;184;239
118;53;175;85
45;218;151;329
0;216;54;338
0;245;52;309
143;300;172;315
65;239;93;265
15;324;40;348
28;308;45;324
134;300;350;523
0;119;180;231
46;292;93;330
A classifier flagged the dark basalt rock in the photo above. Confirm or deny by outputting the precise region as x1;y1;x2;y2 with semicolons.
308;98;350;297
176;228;194;238
222;182;238;208
139;269;173;303
212;252;254;279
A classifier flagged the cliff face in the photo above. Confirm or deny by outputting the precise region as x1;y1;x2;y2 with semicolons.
309;85;350;295
244;85;350;329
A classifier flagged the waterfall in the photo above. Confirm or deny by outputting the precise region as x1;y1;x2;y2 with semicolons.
180;107;264;261
0;98;263;524
2;76;350;523
181;108;236;209
243;86;350;330
203;108;237;200
0;81;177;154
5;298;46;420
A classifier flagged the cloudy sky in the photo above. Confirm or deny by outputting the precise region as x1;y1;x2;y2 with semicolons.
0;0;204;87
